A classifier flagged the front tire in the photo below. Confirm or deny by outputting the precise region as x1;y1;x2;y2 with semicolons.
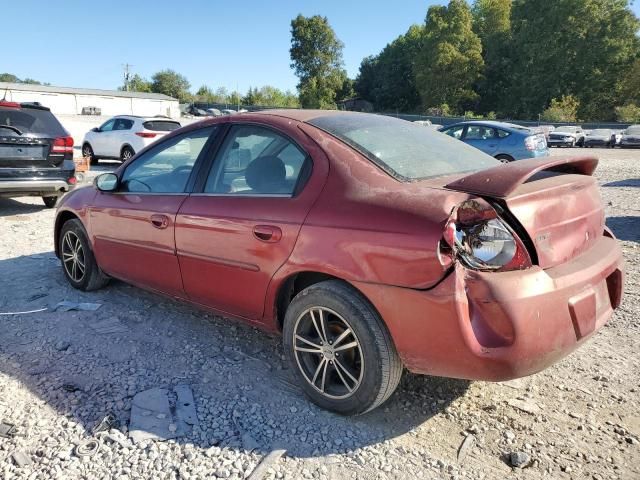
42;196;58;208
59;219;109;291
283;280;402;415
120;146;135;162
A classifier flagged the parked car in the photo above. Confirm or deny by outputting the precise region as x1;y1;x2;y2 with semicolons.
82;115;181;164
438;120;548;162
548;125;586;147
620;125;640;148
206;108;222;117
54;111;624;415
0;100;76;208
583;129;615;148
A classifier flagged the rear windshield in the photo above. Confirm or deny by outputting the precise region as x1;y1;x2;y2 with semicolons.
143;120;181;132
626;126;640;135
308;113;499;180
592;129;611;135
0;106;67;137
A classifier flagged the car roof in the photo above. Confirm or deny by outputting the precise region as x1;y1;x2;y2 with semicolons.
253;109;371;123
111;115;178;121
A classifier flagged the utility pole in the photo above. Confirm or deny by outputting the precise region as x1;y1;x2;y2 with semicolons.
123;63;134;91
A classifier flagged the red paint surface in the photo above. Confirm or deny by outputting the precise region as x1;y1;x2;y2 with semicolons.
55;111;625;382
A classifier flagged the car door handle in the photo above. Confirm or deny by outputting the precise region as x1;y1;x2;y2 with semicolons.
150;214;169;229
253;225;282;243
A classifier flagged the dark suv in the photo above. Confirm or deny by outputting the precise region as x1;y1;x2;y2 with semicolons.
0;101;76;208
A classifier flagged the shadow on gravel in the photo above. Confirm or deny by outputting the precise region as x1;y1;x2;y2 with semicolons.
0;197;50;216
603;178;640;188
0;252;470;459
606;216;640;243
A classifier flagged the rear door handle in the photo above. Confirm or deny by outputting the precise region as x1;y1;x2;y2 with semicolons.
150;214;169;229
253;225;282;243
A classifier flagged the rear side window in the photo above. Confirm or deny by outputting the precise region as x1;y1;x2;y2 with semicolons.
310;114;498;180
114;119;134;130
0;107;67;137
143;120;181;132
204;125;308;195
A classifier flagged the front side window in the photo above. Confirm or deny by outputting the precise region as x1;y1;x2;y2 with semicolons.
443;125;464;139
204;125;308;195
310;113;498;180
120;127;215;193
100;119;115;132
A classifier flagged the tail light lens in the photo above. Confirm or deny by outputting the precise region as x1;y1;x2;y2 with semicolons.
524;135;536;150
442;199;532;271
135;132;157;138
51;136;74;154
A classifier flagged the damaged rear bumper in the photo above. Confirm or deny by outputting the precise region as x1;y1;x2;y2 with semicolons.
353;235;624;381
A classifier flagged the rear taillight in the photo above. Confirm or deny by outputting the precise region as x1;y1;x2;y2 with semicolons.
442;199;532;271
524;135;536;151
68;176;77;185
51;136;74;154
135;132;157;138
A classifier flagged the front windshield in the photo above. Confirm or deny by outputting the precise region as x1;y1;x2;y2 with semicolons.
626;126;640;135
308;113;499;180
592;129;611;135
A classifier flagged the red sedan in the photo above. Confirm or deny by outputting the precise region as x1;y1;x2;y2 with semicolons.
54;110;624;415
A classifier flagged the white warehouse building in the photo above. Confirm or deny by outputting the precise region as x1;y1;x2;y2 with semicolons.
0;82;180;119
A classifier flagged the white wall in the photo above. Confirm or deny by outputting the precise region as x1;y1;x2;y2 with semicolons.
4;89;179;119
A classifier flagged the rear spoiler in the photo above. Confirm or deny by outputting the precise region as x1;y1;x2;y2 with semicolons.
444;156;598;198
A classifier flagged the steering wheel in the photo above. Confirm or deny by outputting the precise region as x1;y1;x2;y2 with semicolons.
125;178;152;192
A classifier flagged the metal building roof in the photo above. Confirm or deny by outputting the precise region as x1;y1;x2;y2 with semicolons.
0;82;177;101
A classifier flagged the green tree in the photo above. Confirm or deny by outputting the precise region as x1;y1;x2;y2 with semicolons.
414;0;484;114
618;58;640;105
615;104;640;122
151;69;192;102
505;0;640;120
355;25;424;112
120;74;152;93
290;14;346;109
0;73;44;85
540;95;580;122
472;0;512;115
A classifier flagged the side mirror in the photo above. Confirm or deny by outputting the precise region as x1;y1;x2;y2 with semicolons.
94;173;119;192
91;127;100;133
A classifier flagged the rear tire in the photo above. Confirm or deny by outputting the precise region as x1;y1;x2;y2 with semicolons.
120;146;135;162
283;280;403;415
82;143;97;165
59;219;109;291
495;154;514;163
42;196;58;208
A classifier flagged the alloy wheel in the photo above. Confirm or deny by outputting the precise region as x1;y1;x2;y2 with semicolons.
293;307;364;399
62;231;86;282
122;149;133;160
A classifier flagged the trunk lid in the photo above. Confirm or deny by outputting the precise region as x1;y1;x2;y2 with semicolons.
444;156;604;269
0;134;56;167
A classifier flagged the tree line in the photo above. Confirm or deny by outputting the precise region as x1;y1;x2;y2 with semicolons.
352;0;640;122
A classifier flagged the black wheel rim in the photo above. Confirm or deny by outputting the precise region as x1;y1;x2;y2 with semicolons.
62;231;86;282
293;307;364;399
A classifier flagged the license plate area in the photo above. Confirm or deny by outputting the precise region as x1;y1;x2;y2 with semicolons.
0;144;47;160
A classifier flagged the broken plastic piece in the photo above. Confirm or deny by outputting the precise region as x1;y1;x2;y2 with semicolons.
0;422;17;438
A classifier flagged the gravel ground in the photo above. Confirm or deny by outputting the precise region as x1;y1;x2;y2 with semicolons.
0;148;638;480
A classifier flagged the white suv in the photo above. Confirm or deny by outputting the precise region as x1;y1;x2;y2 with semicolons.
82;115;181;163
